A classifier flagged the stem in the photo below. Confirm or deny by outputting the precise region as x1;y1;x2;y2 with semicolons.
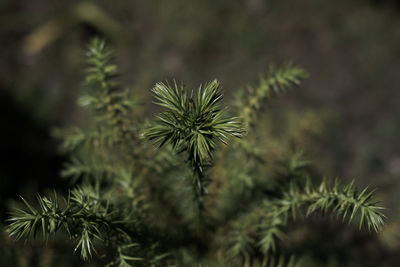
193;163;206;213
190;156;213;221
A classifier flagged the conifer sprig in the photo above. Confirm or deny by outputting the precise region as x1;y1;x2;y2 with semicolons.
78;37;135;144
237;63;308;126
227;179;385;261
145;80;244;164
7;188;131;260
144;80;244;208
84;37;119;93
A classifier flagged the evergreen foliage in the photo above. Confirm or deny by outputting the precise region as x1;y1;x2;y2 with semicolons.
143;80;244;210
6;39;384;266
235;63;308;127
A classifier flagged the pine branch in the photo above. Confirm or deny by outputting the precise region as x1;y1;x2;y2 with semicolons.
262;180;384;251
236;63;308;127
144;80;244;210
77;38;136;145
227;179;384;259
54;39;140;187
7;187;133;261
84;37;119;94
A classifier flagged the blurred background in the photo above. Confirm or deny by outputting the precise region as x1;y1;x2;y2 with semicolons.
1;0;400;266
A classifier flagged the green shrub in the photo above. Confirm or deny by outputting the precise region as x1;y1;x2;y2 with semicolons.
6;39;384;267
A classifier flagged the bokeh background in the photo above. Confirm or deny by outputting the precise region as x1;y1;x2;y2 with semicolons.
1;0;400;266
